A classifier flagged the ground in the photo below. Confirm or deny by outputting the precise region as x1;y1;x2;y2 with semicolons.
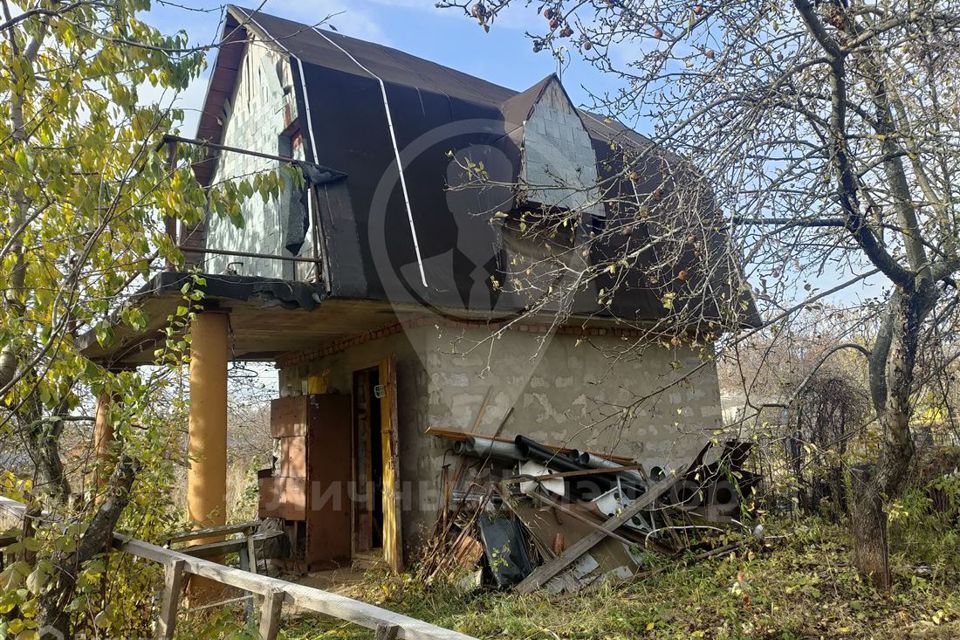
178;517;960;640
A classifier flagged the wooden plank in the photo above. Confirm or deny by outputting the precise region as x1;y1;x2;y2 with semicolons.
155;559;186;640
271;396;308;437
380;356;404;572
259;588;284;640
115;534;478;640
514;474;680;594
180;531;284;560
167;521;258;544
529;494;636;546
305;394;352;570
247;535;259;575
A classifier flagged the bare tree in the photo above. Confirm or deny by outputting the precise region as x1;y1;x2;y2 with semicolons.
441;0;960;587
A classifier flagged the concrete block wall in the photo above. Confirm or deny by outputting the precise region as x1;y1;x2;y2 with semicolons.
278;322;723;558
522;80;603;216
205;37;307;278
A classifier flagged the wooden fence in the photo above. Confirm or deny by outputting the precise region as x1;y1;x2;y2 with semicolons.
0;498;476;640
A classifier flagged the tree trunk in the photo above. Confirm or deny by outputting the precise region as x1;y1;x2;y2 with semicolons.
36;456;139;637
850;466;890;589
852;283;937;587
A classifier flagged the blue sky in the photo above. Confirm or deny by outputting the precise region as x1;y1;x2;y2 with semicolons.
145;0;619;134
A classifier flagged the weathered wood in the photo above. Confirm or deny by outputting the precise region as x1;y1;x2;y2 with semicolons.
167;521;259;544
155;559;186;640
376;623;401;640
179;531;283;560
514;473;681;594
258;588;284;640
114;534;478;640
529;493;635;545
247;535;259;575
381;356;404;572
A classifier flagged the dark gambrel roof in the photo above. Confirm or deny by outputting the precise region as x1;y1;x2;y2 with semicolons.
194;6;759;328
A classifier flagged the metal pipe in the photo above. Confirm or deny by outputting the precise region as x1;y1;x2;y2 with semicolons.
161;134;344;182
579;452;647;485
178;245;325;266
455;436;526;462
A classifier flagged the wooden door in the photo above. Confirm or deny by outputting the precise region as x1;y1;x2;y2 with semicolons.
379;356;403;572
305;394;352;570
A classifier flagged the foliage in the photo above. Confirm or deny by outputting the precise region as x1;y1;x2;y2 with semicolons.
0;1;285;635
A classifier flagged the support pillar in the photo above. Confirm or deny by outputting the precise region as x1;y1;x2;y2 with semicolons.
187;311;228;599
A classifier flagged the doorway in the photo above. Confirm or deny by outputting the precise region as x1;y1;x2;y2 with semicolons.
353;367;384;552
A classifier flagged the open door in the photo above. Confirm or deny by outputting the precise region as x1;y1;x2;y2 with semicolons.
379;356;403;572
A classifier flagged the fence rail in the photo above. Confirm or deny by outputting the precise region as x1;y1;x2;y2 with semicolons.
0;497;476;640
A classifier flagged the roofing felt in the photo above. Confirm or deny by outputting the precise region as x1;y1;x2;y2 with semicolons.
192;6;759;327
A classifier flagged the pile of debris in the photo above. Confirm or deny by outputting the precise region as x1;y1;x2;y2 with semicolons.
418;428;760;594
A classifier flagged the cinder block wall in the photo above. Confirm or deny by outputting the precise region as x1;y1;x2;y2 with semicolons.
278;323;723;558
522;80;602;216
205;37;305;278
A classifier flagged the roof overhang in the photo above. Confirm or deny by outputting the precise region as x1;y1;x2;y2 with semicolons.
80;272;391;366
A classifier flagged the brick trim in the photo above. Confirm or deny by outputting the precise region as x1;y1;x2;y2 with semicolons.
274;315;661;369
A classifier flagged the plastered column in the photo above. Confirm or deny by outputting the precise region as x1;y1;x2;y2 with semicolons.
187;311;229;529
186;312;229;600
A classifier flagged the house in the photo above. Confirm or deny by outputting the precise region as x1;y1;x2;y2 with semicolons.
83;6;757;572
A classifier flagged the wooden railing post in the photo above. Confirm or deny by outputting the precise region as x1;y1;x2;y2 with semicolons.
258;588;284;640
156;559;186;640
375;623;400;640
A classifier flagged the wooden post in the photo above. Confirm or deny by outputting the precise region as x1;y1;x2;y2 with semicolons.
187;311;229;598
92;390;114;488
375;623;400;640
247;532;258;575
258;588;284;640
156;559;186;640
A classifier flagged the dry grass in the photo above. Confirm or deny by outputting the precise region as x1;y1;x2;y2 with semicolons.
177;517;960;640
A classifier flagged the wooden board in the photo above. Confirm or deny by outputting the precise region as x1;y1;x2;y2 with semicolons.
258;476;282;519
112;534;480;640
280;436;307;478
271;396;308;437
514;474;680;593
305;394;353;570
379;356;403;572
